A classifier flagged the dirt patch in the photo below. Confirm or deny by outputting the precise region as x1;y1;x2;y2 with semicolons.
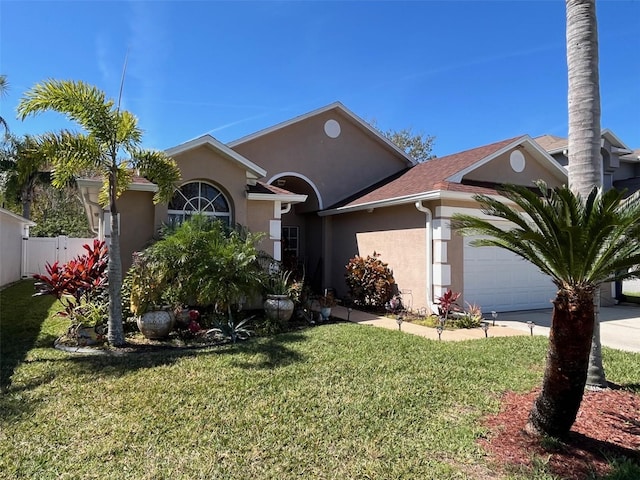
480;387;640;479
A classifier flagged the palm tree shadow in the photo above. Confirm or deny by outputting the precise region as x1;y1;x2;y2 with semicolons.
232;331;307;369
1;282;55;393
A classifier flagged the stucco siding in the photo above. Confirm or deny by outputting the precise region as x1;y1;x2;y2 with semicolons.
247;201;275;257
118;190;157;272
232;110;408;209
467;149;564;187
329;205;427;310
172;145;249;225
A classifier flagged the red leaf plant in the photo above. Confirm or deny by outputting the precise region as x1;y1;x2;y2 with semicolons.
33;240;108;323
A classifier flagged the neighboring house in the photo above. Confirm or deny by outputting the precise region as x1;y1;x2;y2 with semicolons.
76;102;639;313
0;207;35;287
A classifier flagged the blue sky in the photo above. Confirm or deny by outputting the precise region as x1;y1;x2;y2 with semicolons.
1;0;638;157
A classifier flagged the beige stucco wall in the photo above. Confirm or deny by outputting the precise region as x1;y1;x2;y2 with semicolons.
467;149;565;187
117;190;157;272
329;204;428;310
0;210;25;286
170;145;249;225
232;110;409;209
247;200;275;256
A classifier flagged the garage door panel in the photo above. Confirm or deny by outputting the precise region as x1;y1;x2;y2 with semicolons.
464;237;556;312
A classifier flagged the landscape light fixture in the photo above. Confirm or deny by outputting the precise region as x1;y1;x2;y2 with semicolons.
491;311;498;326
347;307;353;322
436;324;444;341
481;321;490;338
527;321;535;336
396;315;403;331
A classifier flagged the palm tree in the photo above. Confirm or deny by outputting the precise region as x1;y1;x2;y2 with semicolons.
566;0;607;388
452;181;640;438
17;80;181;346
0;134;50;219
0;74;9;134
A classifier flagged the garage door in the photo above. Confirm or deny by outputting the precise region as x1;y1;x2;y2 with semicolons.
463;237;557;312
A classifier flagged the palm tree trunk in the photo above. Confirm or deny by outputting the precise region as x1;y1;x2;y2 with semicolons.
586;288;607;388
527;288;595;438
106;173;125;346
566;0;606;388
566;0;602;193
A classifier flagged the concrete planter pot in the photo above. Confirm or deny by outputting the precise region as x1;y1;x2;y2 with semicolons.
264;294;295;324
137;309;175;339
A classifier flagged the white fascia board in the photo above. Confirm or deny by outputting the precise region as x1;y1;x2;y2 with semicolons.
319;191;444;216
448;135;566;183
447;137;528;183
166;134;267;178
76;178;159;193
602;129;631;151
228;102;415;166
247;193;308;204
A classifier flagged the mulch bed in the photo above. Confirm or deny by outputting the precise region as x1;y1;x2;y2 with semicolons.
480;386;640;479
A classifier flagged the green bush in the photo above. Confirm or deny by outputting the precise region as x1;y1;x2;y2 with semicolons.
345;252;396;308
128;215;265;319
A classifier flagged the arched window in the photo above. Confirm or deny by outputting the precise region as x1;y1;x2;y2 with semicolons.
168;181;231;227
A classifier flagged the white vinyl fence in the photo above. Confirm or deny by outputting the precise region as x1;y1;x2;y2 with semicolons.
23;236;97;277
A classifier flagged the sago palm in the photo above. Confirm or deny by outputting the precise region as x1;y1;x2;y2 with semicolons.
452;181;640;438
17;80;181;346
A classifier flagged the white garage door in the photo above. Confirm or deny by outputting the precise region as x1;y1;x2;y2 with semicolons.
463;237;557;312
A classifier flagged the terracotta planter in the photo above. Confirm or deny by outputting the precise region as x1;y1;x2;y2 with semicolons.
137;310;175;339
264;294;295;323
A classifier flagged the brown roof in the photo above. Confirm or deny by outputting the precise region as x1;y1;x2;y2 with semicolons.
340;136;522;208
247;181;300;196
533;134;567;153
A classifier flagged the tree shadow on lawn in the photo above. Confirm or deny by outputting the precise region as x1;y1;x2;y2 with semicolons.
231;331;307;369
0;281;55;394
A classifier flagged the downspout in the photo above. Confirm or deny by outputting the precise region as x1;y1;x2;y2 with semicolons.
415;201;435;313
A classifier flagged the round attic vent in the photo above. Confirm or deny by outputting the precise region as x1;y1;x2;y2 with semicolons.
324;119;341;138
510;150;526;173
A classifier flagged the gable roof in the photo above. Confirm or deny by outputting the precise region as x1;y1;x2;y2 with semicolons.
322;135;566;215
228;101;416;166
165;134;266;179
535;130;634;157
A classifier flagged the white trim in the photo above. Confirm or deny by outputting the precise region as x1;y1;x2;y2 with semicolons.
267;172;323;209
269;220;281;240
434;240;447;263
432;219;451;241
602;129;631;151
77;177;159;193
228;102;415;166
165;134;266;178
433;264;451;287
247;193;308;203
447;135;567;183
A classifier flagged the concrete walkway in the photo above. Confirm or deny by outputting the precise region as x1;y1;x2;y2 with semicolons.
329;303;640;352
329;305;526;342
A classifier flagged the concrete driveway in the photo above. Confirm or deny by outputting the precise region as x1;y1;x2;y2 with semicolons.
497;303;640;353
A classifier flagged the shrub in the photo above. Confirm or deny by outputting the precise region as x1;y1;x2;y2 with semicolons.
345;252;396;308
32;239;109;330
129;215;265;319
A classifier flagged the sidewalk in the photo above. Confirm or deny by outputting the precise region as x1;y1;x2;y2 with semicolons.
327;304;640;353
329;305;527;342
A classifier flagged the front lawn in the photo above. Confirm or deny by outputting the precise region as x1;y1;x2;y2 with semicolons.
1;280;639;479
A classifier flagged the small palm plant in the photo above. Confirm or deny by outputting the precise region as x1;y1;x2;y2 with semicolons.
452;181;640;438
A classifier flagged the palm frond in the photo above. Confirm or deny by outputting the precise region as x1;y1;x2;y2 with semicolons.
17;80;117;145
452;182;640;290
130;149;181;203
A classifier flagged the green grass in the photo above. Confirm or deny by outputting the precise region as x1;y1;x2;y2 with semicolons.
1;280;639;479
